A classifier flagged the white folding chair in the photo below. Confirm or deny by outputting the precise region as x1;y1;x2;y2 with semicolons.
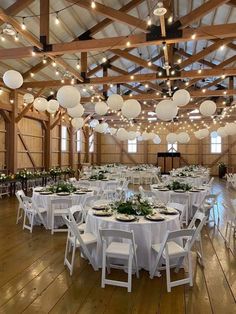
169;192;190;225
62;208;97;275
50;198;72;234
201;192;221;224
132;173;141;185
22;196;47;233
223;202;236;248
150;229;195;292
99;229;139;292
167;202;186;227
15;189;25;224
187;210;207;266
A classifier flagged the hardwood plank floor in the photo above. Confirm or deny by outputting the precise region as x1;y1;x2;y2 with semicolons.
0;179;235;314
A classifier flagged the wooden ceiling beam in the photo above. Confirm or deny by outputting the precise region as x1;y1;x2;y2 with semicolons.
179;0;231;29
2;23;235;59
21;68;236;88
66;0;148;32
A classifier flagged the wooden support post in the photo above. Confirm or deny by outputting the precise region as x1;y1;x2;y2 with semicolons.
116;84;121;94
143;141;148;163
96;132;101;165
103;65;108;99
81;52;87;80
69;125;74;169
44;115;52;170
8;91;18;173
84;126;89;163
40;0;49;45
198;139;203;165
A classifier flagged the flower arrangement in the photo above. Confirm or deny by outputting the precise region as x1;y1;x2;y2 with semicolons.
49;167;62;177
89;173;106;180
48;181;76;193
15;169;34;180
113;194;153;216
166;180;192;191
0;173;11;182
63;167;75;175
218;162;226;168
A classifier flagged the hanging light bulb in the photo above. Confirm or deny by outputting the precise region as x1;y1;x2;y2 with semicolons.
0;33;5;42
52;60;56;67
14;32;19;41
43;56;47;64
71;77;75;85
147;15;152;26
55;69;59;76
21;17;26;30
91;1;96;9
102;56;107;63
55;12;60;25
126;41;131;47
76;60;80;69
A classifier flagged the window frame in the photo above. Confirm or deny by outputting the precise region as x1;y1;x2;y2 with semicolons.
61;125;67;152
167;143;178;152
211;134;222;154
89;133;94;153
128;138;137;153
76;129;81;153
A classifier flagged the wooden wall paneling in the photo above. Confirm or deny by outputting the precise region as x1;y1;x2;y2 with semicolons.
8;91;18;173
44;115;52;170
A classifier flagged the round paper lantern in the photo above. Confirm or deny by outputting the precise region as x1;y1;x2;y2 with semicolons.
211;131;218;138
199;100;216;116
128;131;137;140
155;100;178;121
224;123;236;136
47;99;59;114
136;131;141;137
3;70;23;89
23;93;34;104
173;89;190;107
148;132;156;140
153;135;161;144
101;122;108;133
33;97;47;112
194;128;209;139
217;126;228;138
67;104;84;118
72;117;84;130
166;133;178;144
142;132;149;141
116;128;128;141
89;119;99;128
94;124;103;133
107;94;123;110
178;132;190;143
121;99;141;119
57;85;80;108
109;127;117;135
95;101;108;116
137;135;143;141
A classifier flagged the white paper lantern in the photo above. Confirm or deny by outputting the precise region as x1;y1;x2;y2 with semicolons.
194;128;209;139
142;132;150;141
33;97;47;112
23;93;34;104
101;122;108;133
121;99;141;119
95;101;108;116
199;100;216;116
109;127;117;135
173;89;190;107
136;131;141;137
57;85;80;108
128;131;137;140
47;99;59;114
217;126;228;138
211;131;218;138
166;133;178;144
94;124;103;133
224;123;236;136
116;128;128;141
178;132;190;143
72;117;84;130
155;100;178;121
89;119;99;128
153;135;161;144
107;94;123;110
67;104;84;118
3;70;23;89
137;135;143;141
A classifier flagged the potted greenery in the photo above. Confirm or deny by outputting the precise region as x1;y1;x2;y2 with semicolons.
218;162;227;179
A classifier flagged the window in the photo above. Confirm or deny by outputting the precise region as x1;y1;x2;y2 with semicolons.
168;143;178;152
61;126;67;152
128;139;137;153
89;133;94;153
76;130;81;152
211;133;221;153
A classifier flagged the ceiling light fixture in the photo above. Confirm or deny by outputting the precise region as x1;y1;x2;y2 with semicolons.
153;2;167;16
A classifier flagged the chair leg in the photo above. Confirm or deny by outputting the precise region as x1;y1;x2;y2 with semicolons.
165;255;171;293
101;247;106;288
23;211;27;230
70;245;76;276
198;238;205;267
64;237;69;266
188;252;193;287
127;254;133;292
51;215;54;235
106;257;111;274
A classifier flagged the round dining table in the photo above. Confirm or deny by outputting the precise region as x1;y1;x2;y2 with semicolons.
85;205;180;274
33;189;93;229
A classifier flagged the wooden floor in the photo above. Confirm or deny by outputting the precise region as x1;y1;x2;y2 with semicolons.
0;179;235;314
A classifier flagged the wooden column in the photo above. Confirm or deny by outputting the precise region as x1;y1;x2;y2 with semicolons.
69;125;74;169
40;0;49;45
84;126;89;163
81;52;87;80
59;124;62;167
103;65;108;99
8;91;18;173
143;141;148;163
44;115;52;170
96;132;101;165
198;139;203;165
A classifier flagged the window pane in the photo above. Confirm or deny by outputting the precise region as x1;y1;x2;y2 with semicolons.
128;139;137;153
89;134;94;153
76;130;81;152
167;143;178;152
61;126;67;152
211;135;221;153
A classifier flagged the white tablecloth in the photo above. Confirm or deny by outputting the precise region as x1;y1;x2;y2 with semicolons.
85;211;180;273
150;186;207;218
33;190;93;228
79;179;119;190
166;175;206;187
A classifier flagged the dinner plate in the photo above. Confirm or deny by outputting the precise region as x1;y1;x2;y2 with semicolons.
93;210;113;217
174;189;185;193
160;208;178;215
92;205;107;210
190;189;199;192
56;192;70;196
158;188;169;191
74;191;86;195
39;191;53;195
145;214;165;221
35;188;44;192
116;214;136;222
196;187;205;191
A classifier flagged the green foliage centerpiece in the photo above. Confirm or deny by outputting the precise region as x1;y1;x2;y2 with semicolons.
89;172;106;180
166;180;192;191
113;194;153;216
48;181;76;194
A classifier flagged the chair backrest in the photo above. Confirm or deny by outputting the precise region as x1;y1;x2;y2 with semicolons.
62;209;97;270
16;190;25;207
22;196;47;229
84;195;100;209
207;177;214;186
51;198;72;210
187;210;207;246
